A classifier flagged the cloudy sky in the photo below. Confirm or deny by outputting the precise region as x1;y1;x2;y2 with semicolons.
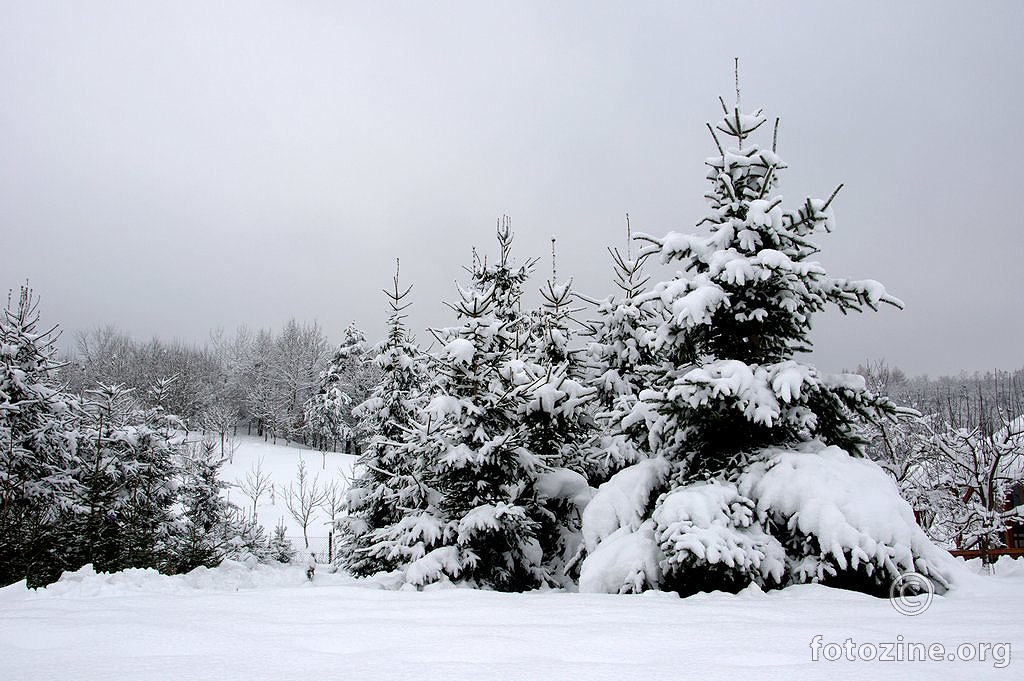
2;1;1022;376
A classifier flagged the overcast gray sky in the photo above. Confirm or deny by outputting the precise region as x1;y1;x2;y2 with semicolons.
2;1;1022;377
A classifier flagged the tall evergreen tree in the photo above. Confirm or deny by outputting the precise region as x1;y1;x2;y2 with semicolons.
385;221;568;590
582;217;660;482
423;283;542;588
0;286;80;586
304;323;375;452
578;68;953;597
634;81;900;478
339;260;430;576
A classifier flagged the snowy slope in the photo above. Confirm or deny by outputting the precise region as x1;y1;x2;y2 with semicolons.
218;435;357;553
0;560;1020;680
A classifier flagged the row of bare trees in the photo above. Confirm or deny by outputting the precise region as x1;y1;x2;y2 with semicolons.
859;362;1024;561
236;457;346;551
64;320;353;445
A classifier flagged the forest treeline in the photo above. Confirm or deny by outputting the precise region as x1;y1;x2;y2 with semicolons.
61;320;378;451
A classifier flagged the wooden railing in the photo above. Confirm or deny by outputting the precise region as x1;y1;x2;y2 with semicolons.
949;548;1024;560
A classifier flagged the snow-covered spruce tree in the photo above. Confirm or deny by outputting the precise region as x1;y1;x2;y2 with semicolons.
336;260;431;576
270;519;295;563
523;241;593;473
174;439;228;571
304;323;374;452
0;286;80;587
69;383;180;573
112;397;182;571
348;412;446;580
391;222;583;590
145;377;184;438
581;217;660;483
518;241;596;575
470;217;536;337
578;74;956;596
173;438;270;571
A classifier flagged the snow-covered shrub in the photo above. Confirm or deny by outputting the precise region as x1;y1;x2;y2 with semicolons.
405;546;465;588
581;478;787;596
927;413;1024;558
580;457;672;553
533;467;595;580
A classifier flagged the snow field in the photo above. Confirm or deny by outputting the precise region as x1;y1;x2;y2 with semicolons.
217;435;357;555
0;559;1020;680
3;439;1020;680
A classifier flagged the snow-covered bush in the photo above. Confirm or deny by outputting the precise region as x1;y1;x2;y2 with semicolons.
578;521;661;594
580;479;786;596
580;457;672;553
577;458;671;594
924;412;1024;557
580;444;958;595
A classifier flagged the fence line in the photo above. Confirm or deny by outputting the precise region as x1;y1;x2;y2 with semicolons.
284;534;334;564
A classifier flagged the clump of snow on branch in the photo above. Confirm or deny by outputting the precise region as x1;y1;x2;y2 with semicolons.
739;443;957;589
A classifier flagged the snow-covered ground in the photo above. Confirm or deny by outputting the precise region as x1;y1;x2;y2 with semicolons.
1;559;1021;680
1;438;1020;680
218;435;357;556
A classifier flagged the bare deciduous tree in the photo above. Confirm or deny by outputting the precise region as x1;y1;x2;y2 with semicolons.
237;458;273;522
319;479;346;563
283;459;328;549
927;386;1024;562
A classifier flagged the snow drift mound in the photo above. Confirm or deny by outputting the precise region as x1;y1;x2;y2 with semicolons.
0;559;366;600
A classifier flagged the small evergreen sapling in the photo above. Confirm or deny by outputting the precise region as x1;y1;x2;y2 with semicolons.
271;520;296;563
